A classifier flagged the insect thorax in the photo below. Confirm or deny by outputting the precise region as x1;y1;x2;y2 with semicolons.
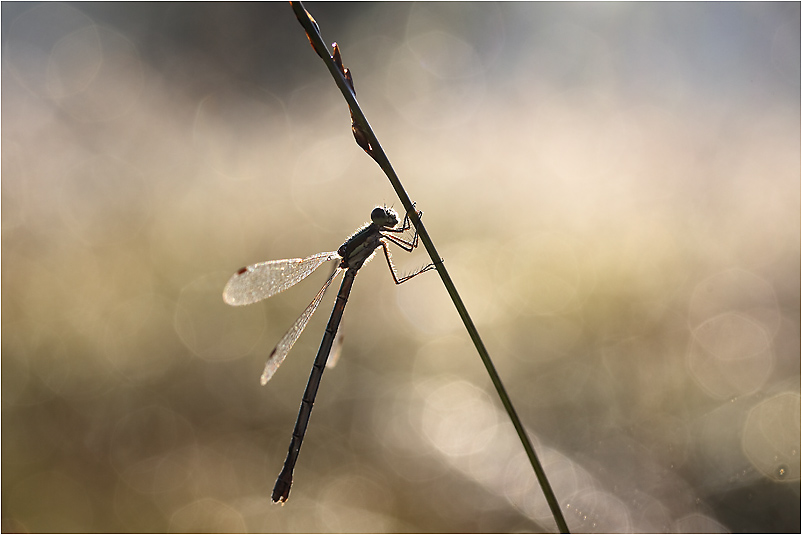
338;224;381;269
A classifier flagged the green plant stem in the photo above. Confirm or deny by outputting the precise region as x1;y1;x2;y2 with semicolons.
289;3;569;533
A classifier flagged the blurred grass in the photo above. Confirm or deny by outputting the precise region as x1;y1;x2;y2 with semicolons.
2;2;800;533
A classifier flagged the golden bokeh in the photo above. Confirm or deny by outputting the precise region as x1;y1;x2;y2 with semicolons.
3;3;799;532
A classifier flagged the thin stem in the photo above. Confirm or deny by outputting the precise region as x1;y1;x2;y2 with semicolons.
289;3;570;533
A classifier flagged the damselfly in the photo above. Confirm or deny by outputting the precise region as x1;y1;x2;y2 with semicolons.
223;206;435;503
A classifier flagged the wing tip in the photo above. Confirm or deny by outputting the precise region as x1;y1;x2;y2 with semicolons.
222;290;243;306
261;350;280;385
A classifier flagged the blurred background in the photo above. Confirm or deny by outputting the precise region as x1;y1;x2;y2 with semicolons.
2;2;800;532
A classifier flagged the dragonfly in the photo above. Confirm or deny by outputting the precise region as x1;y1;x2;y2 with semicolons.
223;205;435;503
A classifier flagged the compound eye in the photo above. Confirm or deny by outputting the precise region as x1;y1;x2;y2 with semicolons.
370;207;385;223
371;206;399;227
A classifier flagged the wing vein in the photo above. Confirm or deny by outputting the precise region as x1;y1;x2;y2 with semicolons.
260;266;343;385
223;251;339;306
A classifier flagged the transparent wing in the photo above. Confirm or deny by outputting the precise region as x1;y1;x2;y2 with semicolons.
261;267;343;385
223;251;340;306
326;331;344;369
